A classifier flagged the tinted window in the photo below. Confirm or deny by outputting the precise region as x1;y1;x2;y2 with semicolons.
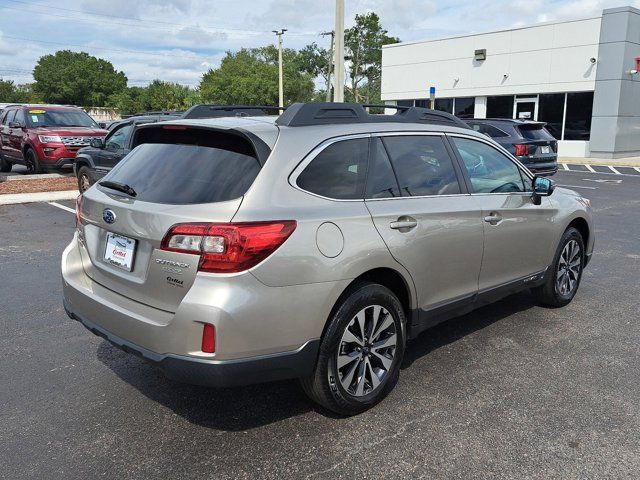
382;135;461;196
564;92;593;140
396;100;414;107
366;138;400;199
452;137;527;194
106;123;133;150
434;98;453;113
469;123;509;138
104;134;261;205
454;97;475;118
486;95;514;118
537;93;564;139
297;138;368;199
518;126;555;141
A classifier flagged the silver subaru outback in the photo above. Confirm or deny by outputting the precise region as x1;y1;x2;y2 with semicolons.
62;103;594;415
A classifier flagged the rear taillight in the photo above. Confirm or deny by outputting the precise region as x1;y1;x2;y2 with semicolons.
201;323;215;353
160;221;297;273
75;195;83;228
514;144;530;156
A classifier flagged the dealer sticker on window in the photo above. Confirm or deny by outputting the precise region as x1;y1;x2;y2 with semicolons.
104;232;136;271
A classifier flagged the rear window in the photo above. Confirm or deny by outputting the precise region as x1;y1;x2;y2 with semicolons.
518;126;554;140
469;123;509;138
103;127;261;205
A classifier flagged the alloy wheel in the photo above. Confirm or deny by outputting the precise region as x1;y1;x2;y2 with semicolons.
336;305;397;397
556;239;581;296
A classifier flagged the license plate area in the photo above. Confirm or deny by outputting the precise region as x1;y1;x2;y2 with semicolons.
104;232;136;271
541;146;550;154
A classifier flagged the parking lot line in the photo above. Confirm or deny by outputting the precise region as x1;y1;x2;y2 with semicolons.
608;165;621;174
559;184;598;189
585;164;596;173
635;167;640;173
48;201;76;214
562;163;569;170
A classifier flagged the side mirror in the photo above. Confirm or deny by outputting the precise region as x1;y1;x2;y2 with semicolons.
532;175;555;205
8;121;24;128
90;138;104;149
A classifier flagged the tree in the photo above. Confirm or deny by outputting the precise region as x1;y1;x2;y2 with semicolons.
199;47;315;106
32;50;127;106
144;80;200;111
0;79;42;103
344;13;399;104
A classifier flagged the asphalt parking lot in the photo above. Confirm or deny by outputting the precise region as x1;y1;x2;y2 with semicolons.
1;170;639;479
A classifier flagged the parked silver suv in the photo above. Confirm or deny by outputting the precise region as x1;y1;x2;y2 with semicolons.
62;103;594;415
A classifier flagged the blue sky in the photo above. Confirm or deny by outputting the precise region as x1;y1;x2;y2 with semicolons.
0;0;637;87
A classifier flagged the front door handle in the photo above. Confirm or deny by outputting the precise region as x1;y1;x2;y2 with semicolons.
484;212;503;225
390;216;418;231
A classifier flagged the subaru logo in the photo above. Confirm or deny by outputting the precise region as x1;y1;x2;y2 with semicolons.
103;209;116;224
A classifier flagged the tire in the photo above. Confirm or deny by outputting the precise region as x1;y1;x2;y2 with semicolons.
77;166;93;193
533;227;585;308
0;151;12;173
301;282;406;416
25;148;43;174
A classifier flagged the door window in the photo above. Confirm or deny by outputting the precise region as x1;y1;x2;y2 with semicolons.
452;137;528;194
13;110;26;126
3;109;16;125
366;137;400;199
382;135;461;196
106;123;133;151
297;138;368;200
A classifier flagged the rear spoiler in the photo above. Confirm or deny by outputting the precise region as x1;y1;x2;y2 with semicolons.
518;121;547;129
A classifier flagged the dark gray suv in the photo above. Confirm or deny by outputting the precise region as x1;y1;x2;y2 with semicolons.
467;119;558;176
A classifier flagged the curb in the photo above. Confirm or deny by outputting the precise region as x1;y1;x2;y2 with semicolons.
0;173;71;182
0;190;79;206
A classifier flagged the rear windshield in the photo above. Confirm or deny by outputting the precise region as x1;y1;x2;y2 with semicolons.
103;128;261;205
518;126;554;140
25;109;98;128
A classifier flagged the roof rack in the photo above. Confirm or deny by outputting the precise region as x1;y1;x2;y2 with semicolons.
275;102;471;129
181;105;286;120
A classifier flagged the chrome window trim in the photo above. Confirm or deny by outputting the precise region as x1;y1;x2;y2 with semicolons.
288;133;371;203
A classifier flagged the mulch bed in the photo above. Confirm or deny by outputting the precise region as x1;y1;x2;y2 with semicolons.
0;177;78;195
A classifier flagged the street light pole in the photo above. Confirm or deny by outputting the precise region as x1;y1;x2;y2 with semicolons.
333;0;345;102
321;30;335;102
273;29;287;108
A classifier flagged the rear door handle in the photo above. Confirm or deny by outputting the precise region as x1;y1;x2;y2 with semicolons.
390;217;418;231
484;212;503;225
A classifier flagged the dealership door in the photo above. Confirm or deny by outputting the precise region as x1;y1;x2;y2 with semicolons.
514;96;537;120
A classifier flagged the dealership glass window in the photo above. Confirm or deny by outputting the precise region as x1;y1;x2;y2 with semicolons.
564;92;593;140
486;96;514;119
537;94;564;139
415;100;430;108
454;97;475;118
434;98;453;113
396;100;414;107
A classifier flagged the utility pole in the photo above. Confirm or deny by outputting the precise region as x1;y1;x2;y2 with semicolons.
321;31;335;102
333;0;345;102
273;29;287;108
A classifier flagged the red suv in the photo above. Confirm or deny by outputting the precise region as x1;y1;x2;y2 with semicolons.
0;105;107;173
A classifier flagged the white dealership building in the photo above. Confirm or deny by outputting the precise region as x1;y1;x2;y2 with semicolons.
381;6;640;158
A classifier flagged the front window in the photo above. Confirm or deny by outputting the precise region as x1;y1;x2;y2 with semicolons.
25;109;98;128
452;137;528;194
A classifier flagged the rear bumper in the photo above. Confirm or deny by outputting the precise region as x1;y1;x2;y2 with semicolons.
64;299;319;387
519;158;558;176
61;235;347;387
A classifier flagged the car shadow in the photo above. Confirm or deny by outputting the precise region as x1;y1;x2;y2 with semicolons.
96;291;538;431
402;291;537;368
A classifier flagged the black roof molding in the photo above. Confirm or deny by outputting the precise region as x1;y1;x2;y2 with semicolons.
181;105;286;120
275;102;471;129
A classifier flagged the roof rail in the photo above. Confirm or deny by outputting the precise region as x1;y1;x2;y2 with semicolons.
181;104;286;120
122;110;184;119
275;102;471;129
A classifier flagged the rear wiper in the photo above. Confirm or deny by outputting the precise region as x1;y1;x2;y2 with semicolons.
99;180;137;197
